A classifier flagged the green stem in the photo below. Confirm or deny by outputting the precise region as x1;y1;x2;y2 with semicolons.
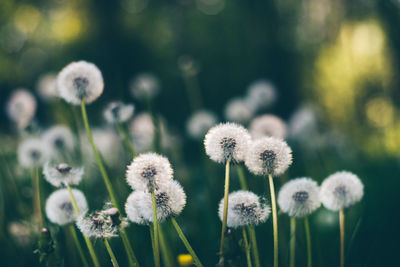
339;209;345;267
304;216;312;267
290;217;296;267
248;226;261;267
149;226;157;265
237;165;248;190
120;229;140;267
34;167;43;229
219;160;231;266
159;225;175;267
151;191;160;267
66;185;100;267
69;224;89;267
268;174;278;267
171;217;204;267
242;227;252;267
104;239;120;267
117;122;137;158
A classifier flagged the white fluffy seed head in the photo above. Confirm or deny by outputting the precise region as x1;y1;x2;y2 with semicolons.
43;162;83;187
6;89;37;129
42;125;75;158
218;190;270;228
204;122;251;164
288;106;319;139
130;113;154;152
224;98;253;124
57;61;104;105
278;177;321;217
36;73;58;101
126;152;173;191
45;189;88;226
250;114;287;139
125;180;186;224
186;110;218;140
320;171;364;211
245;80;277;112
245;137;292;176
18;138;50;168
103;101;134;124
130;73;160;100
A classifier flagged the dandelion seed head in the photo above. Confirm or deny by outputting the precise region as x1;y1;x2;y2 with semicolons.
18;138;49;168
245;80;277;112
130;73;160;100
6;89;37;129
224;98;253;124
43;162;83;187
126;152;173;191
42;125;75;158
186;110;218;140
125;191;148;225
204;122;251;163
250;114;287;139
8;221;33;247
218;190;270;228
104;101;134;124
245;137;292;176
45;189;88;226
278;177;321;217
288;106;319;139
130;113;154;152
36;73;58;101
57;61;104;105
320;171;364;211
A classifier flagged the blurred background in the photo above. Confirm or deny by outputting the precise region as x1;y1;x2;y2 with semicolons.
1;0;400;266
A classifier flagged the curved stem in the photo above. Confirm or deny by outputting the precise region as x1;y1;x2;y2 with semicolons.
117;122;137;158
219;160;231;266
171;217;204;267
159;225;175;267
69;224;89;267
34;167;43;229
290;217;296;267
268;174;278;267
237;165;248;190
339;209;345;267
242;227;252;267
248;226;261;267
104;239;120;267
151;191;160;267
120;229;140;267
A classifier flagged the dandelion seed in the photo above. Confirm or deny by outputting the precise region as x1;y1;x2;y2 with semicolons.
42;125;75;158
126;152;173;191
245;137;292;176
18;138;49;168
320;171;364;211
250;114;287;139
186;110;218;140
130;73;160;100
103;101;134;124
245;80;277;112
278;178;321;217
224;98;253;124
36;73;58;101
45;189;88;226
43;162;83;187
218;190;270;228
57;61;104;105
6;89;37;129
204;122;251;163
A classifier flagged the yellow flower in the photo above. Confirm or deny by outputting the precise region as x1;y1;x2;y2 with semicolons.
178;254;193;267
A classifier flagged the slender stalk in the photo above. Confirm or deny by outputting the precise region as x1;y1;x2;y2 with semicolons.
304;216;312;267
267;174;278;267
290;217;296;267
237;165;248;190
33;167;43;229
117;122;137;158
248;226;261;267
149;226;157;266
242;227;252;267
69;224;89;267
339;209;345;267
81;101;139;267
66;185;100;267
151;191;160;267
159;226;174;267
171;217;204;267
219;160;231;266
105;239;120;267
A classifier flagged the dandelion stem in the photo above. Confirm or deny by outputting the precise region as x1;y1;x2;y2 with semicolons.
104;239;120;267
339;209;345;267
242;227;252;267
151;191;160;267
68;224;89;267
159;225;175;267
237;165;248;190
149;226;157;266
248;226;261;267
33;167;43;229
267;174;278;267
66;184;100;267
171;217;204;267
117;122;137;158
219;160;231;266
304;216;312;267
80;101;139;267
290;217;296;267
